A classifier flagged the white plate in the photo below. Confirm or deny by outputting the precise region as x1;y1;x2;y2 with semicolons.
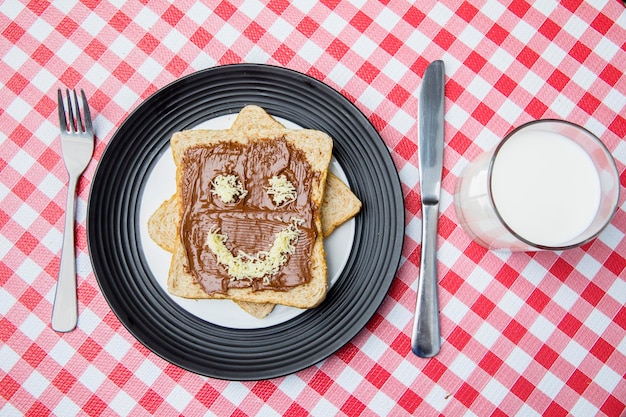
139;114;355;329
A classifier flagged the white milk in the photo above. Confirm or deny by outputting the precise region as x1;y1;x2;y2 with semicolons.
491;130;601;247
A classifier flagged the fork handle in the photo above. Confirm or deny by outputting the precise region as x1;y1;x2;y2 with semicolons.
52;175;79;332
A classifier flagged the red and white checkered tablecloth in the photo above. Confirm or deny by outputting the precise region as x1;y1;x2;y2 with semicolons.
2;1;625;416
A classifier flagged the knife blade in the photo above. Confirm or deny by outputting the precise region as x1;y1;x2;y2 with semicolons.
412;60;445;358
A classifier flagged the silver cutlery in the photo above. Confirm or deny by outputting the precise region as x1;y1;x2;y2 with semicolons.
412;60;445;358
51;88;94;332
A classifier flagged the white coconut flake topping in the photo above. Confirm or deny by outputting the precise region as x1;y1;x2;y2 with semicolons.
266;174;297;207
211;174;247;203
206;218;304;284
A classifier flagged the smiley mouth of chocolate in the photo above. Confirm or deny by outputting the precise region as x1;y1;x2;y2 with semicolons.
205;217;304;284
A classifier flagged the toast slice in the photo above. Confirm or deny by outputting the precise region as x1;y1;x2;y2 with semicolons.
168;105;333;309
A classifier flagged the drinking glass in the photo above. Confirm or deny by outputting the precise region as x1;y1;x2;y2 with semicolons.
454;120;620;251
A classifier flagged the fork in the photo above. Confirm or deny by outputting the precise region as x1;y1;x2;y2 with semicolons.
51;88;94;332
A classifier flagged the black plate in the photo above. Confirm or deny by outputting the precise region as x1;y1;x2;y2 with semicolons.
88;64;404;380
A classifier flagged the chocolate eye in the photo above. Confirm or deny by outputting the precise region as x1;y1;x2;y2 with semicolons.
211;174;247;204
266;174;297;207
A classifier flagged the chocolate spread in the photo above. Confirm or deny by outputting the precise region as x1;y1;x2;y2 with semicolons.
179;137;319;295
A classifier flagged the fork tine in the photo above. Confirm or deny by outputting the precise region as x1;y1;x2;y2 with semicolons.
80;89;93;134
57;89;68;132
72;89;83;133
65;89;75;133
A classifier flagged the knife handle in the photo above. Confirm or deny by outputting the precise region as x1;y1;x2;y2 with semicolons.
411;202;441;358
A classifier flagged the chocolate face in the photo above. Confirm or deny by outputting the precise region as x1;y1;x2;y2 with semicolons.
179;137;319;294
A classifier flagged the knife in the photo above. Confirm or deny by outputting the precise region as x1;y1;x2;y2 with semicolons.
412;60;445;358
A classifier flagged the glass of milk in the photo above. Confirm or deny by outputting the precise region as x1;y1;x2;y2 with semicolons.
454;120;620;251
